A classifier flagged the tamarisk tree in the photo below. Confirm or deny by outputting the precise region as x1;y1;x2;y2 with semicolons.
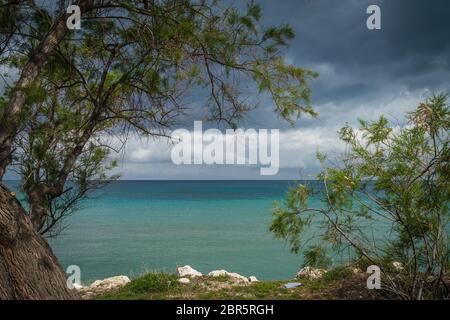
0;1;317;299
271;94;449;299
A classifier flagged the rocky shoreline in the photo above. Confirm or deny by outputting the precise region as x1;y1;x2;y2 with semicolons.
76;264;333;298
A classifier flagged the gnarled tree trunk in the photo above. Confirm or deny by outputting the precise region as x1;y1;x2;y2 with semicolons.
0;184;79;300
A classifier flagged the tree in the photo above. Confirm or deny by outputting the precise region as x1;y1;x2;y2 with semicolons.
0;1;317;299
270;94;449;299
0;184;78;299
0;0;95;179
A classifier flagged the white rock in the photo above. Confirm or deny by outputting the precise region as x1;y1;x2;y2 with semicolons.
392;261;404;271
208;269;228;277
296;266;326;280
177;265;203;278
89;275;130;291
178;277;191;284
208;270;249;282
72;283;84;290
227;272;249;282
249;276;259;283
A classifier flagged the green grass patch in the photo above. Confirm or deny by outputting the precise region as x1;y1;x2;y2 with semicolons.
98;272;180;300
301;266;353;291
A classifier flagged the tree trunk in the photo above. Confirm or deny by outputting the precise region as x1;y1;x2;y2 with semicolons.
0;184;79;300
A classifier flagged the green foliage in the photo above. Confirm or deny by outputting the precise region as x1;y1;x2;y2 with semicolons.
271;94;450;299
122;272;179;294
270;185;313;253
4;0;317;127
303;246;332;269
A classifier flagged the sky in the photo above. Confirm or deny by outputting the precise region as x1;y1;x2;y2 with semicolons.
115;0;450;180
4;0;450;180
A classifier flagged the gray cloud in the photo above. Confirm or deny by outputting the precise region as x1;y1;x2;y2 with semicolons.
260;0;450;103
117;0;450;179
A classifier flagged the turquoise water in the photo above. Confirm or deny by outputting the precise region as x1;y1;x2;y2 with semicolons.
9;180;323;283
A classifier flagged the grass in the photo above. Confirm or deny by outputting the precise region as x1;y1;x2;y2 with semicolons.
98;272;180;300
92;266;371;300
301;266;353;291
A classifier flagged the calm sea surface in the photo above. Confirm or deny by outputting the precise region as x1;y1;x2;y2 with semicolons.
8;180;327;283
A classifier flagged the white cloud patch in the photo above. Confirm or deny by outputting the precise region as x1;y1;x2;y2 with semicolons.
122;137;173;163
109;126;342;179
106;87;431;180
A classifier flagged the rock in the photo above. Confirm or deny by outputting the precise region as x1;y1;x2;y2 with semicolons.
178;277;191;284
89;275;130;291
392;261;404;271
78;275;131;299
72;283;84;291
284;282;302;289
227;272;249;282
177;265;202;278
296;266;326;280
208;269;228;277
249;276;259;283
208;270;249;282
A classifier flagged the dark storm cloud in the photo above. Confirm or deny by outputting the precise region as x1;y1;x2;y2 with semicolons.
166;0;450;131
256;0;450;106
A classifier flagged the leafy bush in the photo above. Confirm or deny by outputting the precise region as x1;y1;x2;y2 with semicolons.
271;94;449;299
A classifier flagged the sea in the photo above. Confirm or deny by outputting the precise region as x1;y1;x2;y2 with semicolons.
7;180;327;283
